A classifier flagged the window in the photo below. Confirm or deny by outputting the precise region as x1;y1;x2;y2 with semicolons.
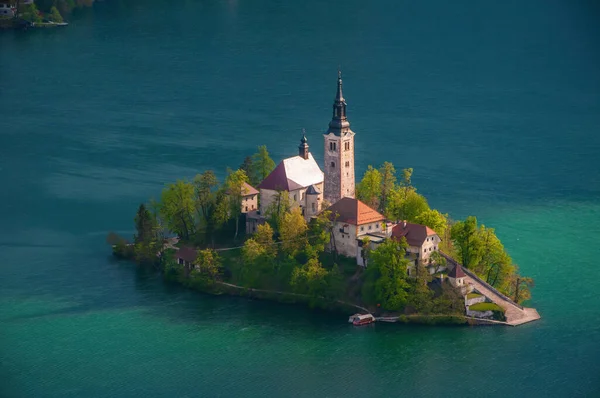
345;161;349;168
329;142;337;151
361;227;364;232
368;225;372;230
331;162;335;168
294;194;297;201
312;202;315;212
345;142;350;151
302;192;305;200
245;206;248;212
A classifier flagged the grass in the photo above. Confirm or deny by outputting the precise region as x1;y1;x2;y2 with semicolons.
469;302;504;312
467;293;483;299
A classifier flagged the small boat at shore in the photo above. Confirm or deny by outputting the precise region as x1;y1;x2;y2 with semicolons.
348;313;375;326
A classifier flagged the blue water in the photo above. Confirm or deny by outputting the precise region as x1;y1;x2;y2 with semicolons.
1;0;600;396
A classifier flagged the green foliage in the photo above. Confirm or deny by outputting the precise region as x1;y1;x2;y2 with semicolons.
415;209;447;235
356;165;382;209
362;239;411;311
193;249;222;281
428;250;447;274
250;145;275;186
49;6;63;22
239;156;254;179
386;188;430;222
379;161;396;212
21;3;42;22
290;258;329;304
224;168;249;239
407;263;434;313
467;292;483;299
134;204;157;244
159;180;196;240
193;170;219;228
450;216;481;269
431;282;465;315
469;302;504;312
279;207;308;256
265;190;291;233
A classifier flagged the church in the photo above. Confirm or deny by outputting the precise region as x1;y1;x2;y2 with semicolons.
246;71;357;230
245;72;442;269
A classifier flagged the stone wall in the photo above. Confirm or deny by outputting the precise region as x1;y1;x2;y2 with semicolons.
465;295;486;306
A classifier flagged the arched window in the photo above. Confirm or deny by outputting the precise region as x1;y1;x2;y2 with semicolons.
331;162;335;168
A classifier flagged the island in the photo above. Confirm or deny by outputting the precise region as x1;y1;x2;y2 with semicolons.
0;0;93;30
109;72;540;327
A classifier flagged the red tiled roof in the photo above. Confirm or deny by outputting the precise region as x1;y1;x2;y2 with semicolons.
327;197;385;226
241;182;259;196
448;264;466;278
391;221;438;247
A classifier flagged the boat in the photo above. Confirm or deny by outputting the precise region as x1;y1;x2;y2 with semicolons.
348;313;375;326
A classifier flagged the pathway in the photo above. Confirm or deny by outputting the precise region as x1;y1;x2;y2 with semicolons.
464;275;540;326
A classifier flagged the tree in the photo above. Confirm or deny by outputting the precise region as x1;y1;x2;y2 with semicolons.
159;180;196;241
265;190;291;233
290;258;329;304
379;161;396;212
193;170;219;228
360;237;372;267
239;156;254;179
428;250;447;274
478;225;513;289
250;145;275;186
21;3;42;22
509;275;534;304
194;249;222;280
49;6;63;22
407;263;434;314
415;209;447;235
363;239;411;311
356;165;382;209
312;205;339;261
385;188;430;222
254;223;277;258
450;216;482;269
134;204;157;244
279;207;308;256
224;168;249;240
400;167;413;189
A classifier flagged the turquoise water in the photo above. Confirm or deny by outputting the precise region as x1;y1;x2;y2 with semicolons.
1;0;600;396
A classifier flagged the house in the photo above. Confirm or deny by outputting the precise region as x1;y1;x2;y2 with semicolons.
258;135;324;220
447;263;466;288
391;221;442;275
0;2;16;17
240;182;259;213
326;197;387;264
175;247;197;268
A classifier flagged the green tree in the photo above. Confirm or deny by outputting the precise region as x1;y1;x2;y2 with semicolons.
193;170;219;228
379;161;396;212
49;6;63;22
508;275;534;304
134;203;157;244
363;239;411;311
21;3;42;22
385;188;430;222
407;263;434;314
356;165;382;209
159;180;196;241
254;223;277;257
224;168;249;240
450;216;482;269
194;249;222;280
415;209;447;235
400;167;413;189
265;190;291;233
279;207;308;256
290;258;330;304
211;189;230;239
239;156;254;178
250;145;275;186
477;225;513;289
428;250;447;274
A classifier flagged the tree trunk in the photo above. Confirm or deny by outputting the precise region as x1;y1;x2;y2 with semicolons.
234;214;239;240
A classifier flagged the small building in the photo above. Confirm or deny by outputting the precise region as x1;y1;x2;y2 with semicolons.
0;3;16;17
326;197;386;264
258;135;324;220
245;209;267;234
448;264;466;288
175;247;197;268
240;182;259;213
391;221;442;274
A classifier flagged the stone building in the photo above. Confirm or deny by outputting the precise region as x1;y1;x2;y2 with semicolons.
391;221;442;276
327;197;386;262
323;71;356;204
240;182;259;213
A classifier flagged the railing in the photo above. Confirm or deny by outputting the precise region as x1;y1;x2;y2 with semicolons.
440;251;524;310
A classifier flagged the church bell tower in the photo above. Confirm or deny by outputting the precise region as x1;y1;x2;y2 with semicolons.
323;70;355;204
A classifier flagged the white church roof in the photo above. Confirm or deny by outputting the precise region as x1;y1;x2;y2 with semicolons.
258;153;324;191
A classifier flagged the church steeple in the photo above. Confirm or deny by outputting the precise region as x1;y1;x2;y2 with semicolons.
329;69;350;134
298;129;309;159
